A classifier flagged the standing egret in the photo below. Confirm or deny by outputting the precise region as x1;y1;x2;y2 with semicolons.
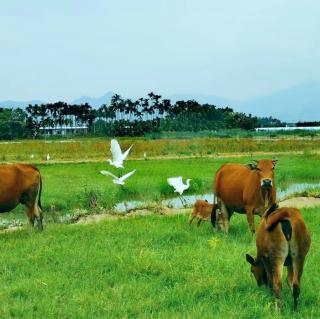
46;153;51;161
167;176;191;206
100;169;136;185
107;139;133;168
143;152;147;160
30;154;34;159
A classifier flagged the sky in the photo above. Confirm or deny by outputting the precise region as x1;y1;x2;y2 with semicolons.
0;0;319;102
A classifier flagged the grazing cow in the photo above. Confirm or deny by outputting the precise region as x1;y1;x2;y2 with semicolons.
0;164;43;230
189;199;227;230
246;205;311;311
214;159;277;233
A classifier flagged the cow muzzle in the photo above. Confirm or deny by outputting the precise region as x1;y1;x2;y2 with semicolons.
261;179;272;189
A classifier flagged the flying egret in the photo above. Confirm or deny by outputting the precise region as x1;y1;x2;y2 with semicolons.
100;169;136;185
107;139;133;168
46;153;50;161
167;176;191;206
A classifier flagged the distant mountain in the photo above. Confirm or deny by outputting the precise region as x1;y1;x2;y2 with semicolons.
0;99;44;108
169;82;320;122
234;81;320;122
1;82;319;122
72;91;114;108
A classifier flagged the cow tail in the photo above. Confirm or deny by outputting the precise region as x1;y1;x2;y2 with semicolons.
38;174;43;210
266;210;291;240
211;205;217;227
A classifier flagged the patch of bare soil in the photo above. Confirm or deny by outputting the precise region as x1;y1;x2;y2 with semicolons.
279;197;320;209
76;208;189;225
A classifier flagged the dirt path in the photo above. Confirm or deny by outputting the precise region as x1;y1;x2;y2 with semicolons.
76;197;320;225
279;197;320;209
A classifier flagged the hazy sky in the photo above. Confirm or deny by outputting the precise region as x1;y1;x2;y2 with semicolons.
1;0;319;101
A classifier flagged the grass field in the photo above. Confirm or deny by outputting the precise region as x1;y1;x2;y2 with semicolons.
0;209;319;318
0;136;320;318
1;136;320;163
1;153;319;225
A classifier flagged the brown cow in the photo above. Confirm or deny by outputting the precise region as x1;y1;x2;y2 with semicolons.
214;159;277;233
0;164;43;230
189;199;227;230
246;205;311;311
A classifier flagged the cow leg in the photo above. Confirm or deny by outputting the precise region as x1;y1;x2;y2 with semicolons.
245;206;255;233
26;206;36;227
272;260;284;312
34;203;43;231
292;257;305;311
188;214;196;225
218;201;230;233
23;187;43;231
287;264;294;289
197;219;202;227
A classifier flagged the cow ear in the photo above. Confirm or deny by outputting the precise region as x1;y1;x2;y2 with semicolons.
247;163;257;170
246;254;255;265
272;159;278;167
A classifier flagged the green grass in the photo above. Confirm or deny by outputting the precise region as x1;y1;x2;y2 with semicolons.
1;154;320;225
0;208;319;318
1;136;320;162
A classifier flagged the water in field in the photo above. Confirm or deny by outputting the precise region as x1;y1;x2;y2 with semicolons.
114;182;320;212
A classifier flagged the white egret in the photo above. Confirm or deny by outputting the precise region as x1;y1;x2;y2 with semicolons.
46;153;51;161
167;176;191;206
107;139;133;168
30;154;34;159
100;169;136;185
143;152;147;160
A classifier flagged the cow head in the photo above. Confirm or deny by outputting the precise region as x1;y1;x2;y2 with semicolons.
245;254;268;287
248;159;277;190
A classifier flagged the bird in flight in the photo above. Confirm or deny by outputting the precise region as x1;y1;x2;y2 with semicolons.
100;169;136;185
107;139;133;168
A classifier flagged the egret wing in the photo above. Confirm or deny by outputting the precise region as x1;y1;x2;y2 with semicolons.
121;144;133;161
167;176;182;188
120;170;136;182
100;170;118;179
110;139;123;162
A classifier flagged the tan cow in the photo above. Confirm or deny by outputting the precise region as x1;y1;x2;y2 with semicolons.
0;164;43;230
246;205;311;311
214;159;277;233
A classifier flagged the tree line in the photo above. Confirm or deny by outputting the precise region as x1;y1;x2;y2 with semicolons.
0;93;285;139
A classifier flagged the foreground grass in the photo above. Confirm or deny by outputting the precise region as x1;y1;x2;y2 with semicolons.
0;208;319;318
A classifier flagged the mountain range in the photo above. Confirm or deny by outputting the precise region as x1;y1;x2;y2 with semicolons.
1;82;319;122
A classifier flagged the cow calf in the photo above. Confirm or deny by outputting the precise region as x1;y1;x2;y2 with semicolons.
246;205;311;311
189;199;227;230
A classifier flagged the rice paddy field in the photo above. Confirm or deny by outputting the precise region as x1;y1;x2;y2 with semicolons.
0;136;320;318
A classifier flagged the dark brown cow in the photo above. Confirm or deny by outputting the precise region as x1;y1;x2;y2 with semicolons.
0;164;43;230
246;205;311;311
214;159;277;233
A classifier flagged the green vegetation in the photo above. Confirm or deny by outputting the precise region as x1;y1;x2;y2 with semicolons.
0;209;319;318
1;154;319;225
1;136;320;163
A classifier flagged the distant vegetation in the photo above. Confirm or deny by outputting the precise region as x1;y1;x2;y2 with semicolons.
0;93;286;139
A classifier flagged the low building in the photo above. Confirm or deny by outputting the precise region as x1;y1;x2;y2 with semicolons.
39;125;88;136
